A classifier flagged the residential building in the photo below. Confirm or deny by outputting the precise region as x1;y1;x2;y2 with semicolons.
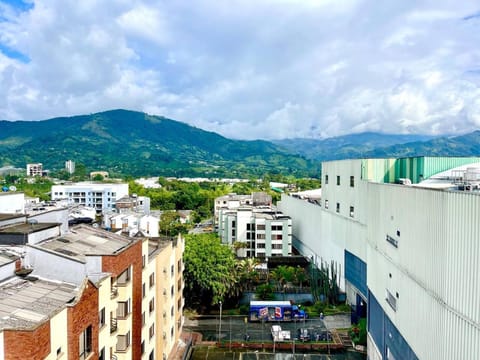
0;215;184;360
214;192;272;228
278;156;480;360
51;182;129;213
26;163;43;177
218;206;292;258
65;160;75;174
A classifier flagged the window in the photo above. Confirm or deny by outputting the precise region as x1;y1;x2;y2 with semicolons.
350;175;355;187
336;176;340;185
99;307;106;327
272;244;283;249
116;331;131;352
350;206;354;218
141;341;145;355
79;325;92;360
149;350;155;360
325;174;328;184
257;243;265;248
149;324;155;339
271;225;283;231
99;347;105;360
271;234;283;240
386;289;397;311
149;298;155;313
171;285;174;298
117;267;131;286
171;265;174;276
142;283;146;298
325;200;329;209
336;203;340;213
149;273;155;288
117;299;131;319
56;347;62;358
256;234;265;240
142;312;146;326
256;224;265;230
142;255;146;268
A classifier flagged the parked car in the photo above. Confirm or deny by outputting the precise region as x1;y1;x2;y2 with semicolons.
297;328;311;342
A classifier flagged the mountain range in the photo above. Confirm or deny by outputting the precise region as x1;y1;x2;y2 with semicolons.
0;109;479;178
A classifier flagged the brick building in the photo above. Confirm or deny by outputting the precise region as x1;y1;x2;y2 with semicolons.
0;214;184;360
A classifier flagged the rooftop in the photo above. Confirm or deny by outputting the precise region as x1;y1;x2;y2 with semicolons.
31;224;135;263
0;276;77;331
0;222;59;235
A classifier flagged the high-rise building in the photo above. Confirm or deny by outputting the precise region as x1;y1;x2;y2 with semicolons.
65;160;75;174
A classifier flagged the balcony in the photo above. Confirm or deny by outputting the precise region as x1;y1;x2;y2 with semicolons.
110;318;118;334
111;285;119;299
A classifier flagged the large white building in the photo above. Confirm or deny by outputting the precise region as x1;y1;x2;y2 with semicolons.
218;206;292;258
51;182;129;213
278;156;480;360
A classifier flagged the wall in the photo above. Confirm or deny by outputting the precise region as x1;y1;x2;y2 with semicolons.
3;320;51;360
366;182;480;359
26;246;86;285
102;239;142;360
67;280;99;360
29;208;69;235
46;308;68;360
28;226;61;245
0;193;24;214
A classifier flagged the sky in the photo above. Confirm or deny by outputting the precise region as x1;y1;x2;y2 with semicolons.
0;0;480;140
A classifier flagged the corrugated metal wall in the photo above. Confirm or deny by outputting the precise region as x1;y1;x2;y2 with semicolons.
367;183;480;359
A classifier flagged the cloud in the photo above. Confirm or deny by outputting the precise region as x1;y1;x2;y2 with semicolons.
0;0;479;139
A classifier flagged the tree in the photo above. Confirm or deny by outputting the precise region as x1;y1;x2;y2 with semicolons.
183;233;238;307
159;211;188;237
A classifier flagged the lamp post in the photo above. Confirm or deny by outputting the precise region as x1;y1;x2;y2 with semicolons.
218;301;223;344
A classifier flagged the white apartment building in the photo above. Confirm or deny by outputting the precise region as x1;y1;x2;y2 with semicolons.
65;160;75;174
26;163;43;176
218;206;292;258
214;192;272;228
51;182;129;213
278;156;480;360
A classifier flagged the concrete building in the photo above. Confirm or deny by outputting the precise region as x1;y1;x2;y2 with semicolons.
65;160;75;174
214;192;272;228
26;163;43;177
0;214;184;360
51;182;129;213
278;156;480;360
0;192;24;214
218;206;292;258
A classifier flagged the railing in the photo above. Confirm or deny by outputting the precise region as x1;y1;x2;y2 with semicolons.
110;318;118;334
111;285;118;299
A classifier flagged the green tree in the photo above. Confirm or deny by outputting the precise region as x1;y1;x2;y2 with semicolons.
92;174;104;181
183;233;238;307
159;211;188;237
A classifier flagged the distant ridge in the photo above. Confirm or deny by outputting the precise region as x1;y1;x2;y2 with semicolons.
1;109;479;177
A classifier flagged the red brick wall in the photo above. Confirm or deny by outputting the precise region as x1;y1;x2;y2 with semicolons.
67;280;99;360
102;239;143;360
4;321;51;360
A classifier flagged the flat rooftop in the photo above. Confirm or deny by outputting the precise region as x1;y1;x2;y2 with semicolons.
0;277;77;331
0;214;25;222
32;224;135;262
0;222;59;235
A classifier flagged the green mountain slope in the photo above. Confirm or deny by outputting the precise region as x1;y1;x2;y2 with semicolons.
273;132;435;161
0;110;316;178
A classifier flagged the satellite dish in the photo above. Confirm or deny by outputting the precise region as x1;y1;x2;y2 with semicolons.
92;223;99;228
27;219;38;225
9;186;16;191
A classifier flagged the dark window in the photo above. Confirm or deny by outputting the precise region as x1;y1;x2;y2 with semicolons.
79;325;92;360
337;176;340;185
149;298;155;313
99;347;105;360
350;176;354;187
99;307;105;327
336;203;340;213
325;200;329;209
149;273;155;287
117;267;131;286
325;175;329;184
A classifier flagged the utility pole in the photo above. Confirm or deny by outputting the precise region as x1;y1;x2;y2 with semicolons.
218;301;223;343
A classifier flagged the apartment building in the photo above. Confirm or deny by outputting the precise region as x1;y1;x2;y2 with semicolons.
278;156;480;360
214;192;272;229
26;163;43;177
218;206;292;258
51;182;129;213
65;160;75;174
0;216;184;360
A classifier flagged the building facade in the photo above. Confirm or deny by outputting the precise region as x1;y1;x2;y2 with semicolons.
51;182;129;213
26;163;43;177
218;206;292;258
278;156;480;360
0;215;184;360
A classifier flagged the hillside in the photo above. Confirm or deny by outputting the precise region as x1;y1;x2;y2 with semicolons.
0;110;316;178
273;132;435;161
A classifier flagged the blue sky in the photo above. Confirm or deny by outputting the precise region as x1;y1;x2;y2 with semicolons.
0;0;480;140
